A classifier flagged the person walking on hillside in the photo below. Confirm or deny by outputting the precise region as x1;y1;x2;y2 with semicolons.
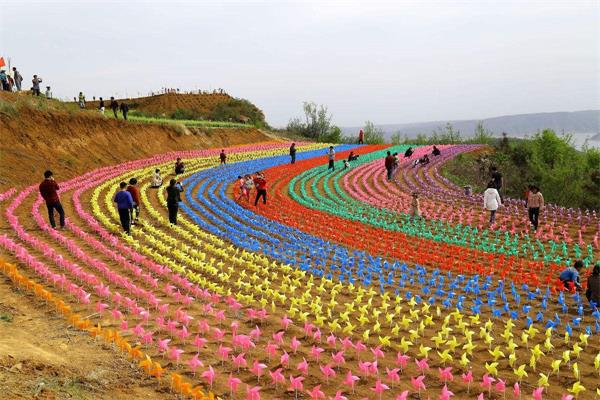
120;102;129;120
39;170;65;229
98;97;105;115
78;92;86;108
12;67;22;91
559;260;583;291
220;149;227;165
384;151;395;181
114;182;134;234
127;178;141;225
253;172;267;206
410;192;422;218
527;185;544;231
358;129;364;144
290;143;297;164
586;263;600;307
174;158;185;175
151;169;163;188
110;97;119;119
166;179;184;225
483;181;502;226
326;146;336;171
32;75;42;96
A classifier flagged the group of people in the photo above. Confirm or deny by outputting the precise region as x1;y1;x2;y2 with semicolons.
0;67;47;97
237;172;268;206
77;93;130;120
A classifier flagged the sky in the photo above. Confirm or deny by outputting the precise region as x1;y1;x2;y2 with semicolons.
1;0;598;127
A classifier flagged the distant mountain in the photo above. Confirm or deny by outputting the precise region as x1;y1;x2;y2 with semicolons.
341;110;600;143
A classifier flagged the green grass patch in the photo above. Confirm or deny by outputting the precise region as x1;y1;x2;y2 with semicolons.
127;113;252;128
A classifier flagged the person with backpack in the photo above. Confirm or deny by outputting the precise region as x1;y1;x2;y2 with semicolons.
114;182;134;234
483;181;502;226
39;170;65;229
384;151;395;181
110;97;119;119
166;179;184;225
527;185;544;230
289;143;297;164
127;178;141;225
12;67;23;91
119;102;129;120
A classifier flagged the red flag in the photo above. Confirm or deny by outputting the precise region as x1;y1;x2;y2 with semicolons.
0;57;5;68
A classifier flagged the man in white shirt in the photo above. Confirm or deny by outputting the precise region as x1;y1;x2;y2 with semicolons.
327;146;335;170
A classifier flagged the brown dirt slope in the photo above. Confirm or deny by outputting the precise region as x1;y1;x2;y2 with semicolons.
0;93;273;190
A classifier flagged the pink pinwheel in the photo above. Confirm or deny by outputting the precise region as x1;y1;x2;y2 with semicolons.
110;307;123;321
265;341;279;361
192;334;207;351
310;345;324;361
230;320;240;334
343;370;360;393
330;390;348;400
272;331;285;345
201;365;216;389
513;382;520;397
133;323;145;338
246;385;261;400
319;364;336;384
358;361;372;376
168;346;184;366
303;322;314;337
120;319;128;331
269;367;285;387
369;360;379;376
481;374;495;397
214;309;225;325
296;358;309;376
415;357;429;374
331;351;345;366
280;315;292;331
178;325;190;343
307;385;326;400
532;387;544;400
289;375;305;399
217;344;232;365
340;337;355;351
386;367;400;388
186;354;203;376
228;374;242;397
157;338;171;354
462;370;474;393
232;353;247;372
166;319;178;335
95;301;108;313
495;378;506;395
327;333;337;348
141;331;154;346
354;340;367;359
439;385;454;400
197;319;210;334
371;379;389;400
396;391;410;400
438;367;454;384
250;325;262;341
411;375;426;395
477;394;485;400
290;336;301;354
280;351;290;368
561;395;574;400
213;327;225;342
251;359;267;383
313;328;322;342
371;345;385;360
396;353;410;371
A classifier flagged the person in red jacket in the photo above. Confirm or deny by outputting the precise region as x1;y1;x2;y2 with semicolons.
358;129;364;144
127;178;141;225
39;170;65;229
253;172;267;206
384;151;395;181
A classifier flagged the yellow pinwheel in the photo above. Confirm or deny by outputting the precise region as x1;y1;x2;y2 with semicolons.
485;362;499;377
514;364;528;381
537;372;549;388
568;381;585;398
488;346;505;362
459;352;470;368
437;349;453;365
551;359;561;376
418;344;432;358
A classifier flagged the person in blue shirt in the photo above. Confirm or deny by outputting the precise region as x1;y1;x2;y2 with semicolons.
559;260;584;291
114;181;134;234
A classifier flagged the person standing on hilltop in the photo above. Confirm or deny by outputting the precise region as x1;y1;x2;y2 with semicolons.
78;92;86;109
39;170;65;229
0;70;8;91
114;182;134;234
110;97;119;119
98;97;105;115
326;146;336;170
12;67;23;91
119;102;129;120
220;149;227;165
32;74;42;96
290;143;297;164
358;129;364;144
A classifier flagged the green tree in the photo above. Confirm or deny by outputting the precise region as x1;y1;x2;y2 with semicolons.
362;121;385;144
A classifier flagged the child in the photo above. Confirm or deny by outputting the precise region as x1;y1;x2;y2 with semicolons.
343;159;350;169
243;175;254;202
410;192;421;218
151;169;163;188
236;175;247;201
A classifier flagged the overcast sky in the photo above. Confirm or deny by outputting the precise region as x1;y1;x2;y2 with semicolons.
1;0;598;127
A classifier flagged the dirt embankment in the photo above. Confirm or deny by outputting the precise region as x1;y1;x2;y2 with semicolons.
0;104;272;190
